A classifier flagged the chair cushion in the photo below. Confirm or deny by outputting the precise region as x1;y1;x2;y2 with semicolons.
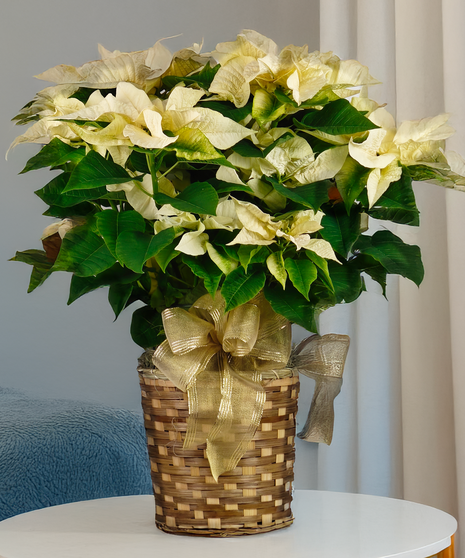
0;387;152;520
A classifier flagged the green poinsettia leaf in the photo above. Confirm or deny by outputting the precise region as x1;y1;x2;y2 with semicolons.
231;139;264;158
35;173;109;208
153;240;180;272
21;139;85;174
266;251;287;288
162;62;220;90
296;98;379;135
268;176;331;211
210;232;240;260
96;210;146;257
64;119;109;129
27;266;52;293
175;282;210;308
127;150;151;174
130;305;165;348
274;88;332;109
64;150;133;192
273;89;299;107
10;249;50;267
262;131;295;157
237;245;270;273
189;62;221;88
368;170;420;226
264;284;318;332
309;88;345;104
206;178;253;195
353;230;424;286
284;258;317;300
221;267;266;312
199;100;253;123
69;87;108;104
336;157;371;213
328;261;364;303
182;254;223;298
167;127;225;162
10;249;54;293
67;263;142;304
52;225;116;277
304;134;338;155
206;243;238;275
116;228;175;274
405;165;440;182
320;205;361;257
364;266;387;297
43;203;96;218
352;254;387;297
153;181;219;215
368;206;419;227
305;250;335;292
252;89;287;126
108;283;134;319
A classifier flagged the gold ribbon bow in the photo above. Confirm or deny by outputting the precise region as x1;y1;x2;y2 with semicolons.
291;334;350;445
152;291;291;481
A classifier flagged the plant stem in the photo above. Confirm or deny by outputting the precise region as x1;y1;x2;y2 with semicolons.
158;160;179;180
166;274;192;287
146;152;160;194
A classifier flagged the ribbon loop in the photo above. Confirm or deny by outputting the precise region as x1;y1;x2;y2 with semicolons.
192;291;226;341
223;303;260;356
153;340;219;392
251;321;292;367
162;307;215;355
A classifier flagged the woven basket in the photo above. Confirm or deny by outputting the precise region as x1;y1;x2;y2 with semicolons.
138;363;299;536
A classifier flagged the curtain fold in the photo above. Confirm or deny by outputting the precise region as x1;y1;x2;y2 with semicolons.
395;0;458;519
443;0;465;553
318;0;464;554
317;0;403;499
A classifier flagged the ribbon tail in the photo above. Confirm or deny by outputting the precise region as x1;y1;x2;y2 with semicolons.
292;333;350;446
153;339;221;451
298;375;343;444
206;360;265;482
184;364;222;449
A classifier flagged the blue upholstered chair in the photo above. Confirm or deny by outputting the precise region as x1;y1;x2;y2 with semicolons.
0;387;152;521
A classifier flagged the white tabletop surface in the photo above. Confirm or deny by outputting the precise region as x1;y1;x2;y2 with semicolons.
0;490;457;558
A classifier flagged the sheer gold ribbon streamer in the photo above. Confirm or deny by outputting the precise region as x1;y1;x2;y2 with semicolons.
152;292;291;481
291;334;350;445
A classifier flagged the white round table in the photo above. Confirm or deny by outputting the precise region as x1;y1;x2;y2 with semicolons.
0;490;456;558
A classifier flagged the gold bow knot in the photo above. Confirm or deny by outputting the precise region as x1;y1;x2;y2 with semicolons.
152;291;292;481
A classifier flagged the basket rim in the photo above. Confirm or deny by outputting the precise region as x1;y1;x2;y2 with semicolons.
138;367;296;381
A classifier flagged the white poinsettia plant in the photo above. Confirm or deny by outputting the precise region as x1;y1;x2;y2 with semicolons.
10;30;465;347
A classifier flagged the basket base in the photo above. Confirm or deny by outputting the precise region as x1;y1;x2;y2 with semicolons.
156;517;294;537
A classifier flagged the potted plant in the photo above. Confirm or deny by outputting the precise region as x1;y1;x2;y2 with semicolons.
10;29;465;536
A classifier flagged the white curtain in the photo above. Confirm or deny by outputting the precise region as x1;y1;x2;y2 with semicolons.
313;0;465;554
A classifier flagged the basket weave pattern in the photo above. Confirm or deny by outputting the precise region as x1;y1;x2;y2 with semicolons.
139;371;299;536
